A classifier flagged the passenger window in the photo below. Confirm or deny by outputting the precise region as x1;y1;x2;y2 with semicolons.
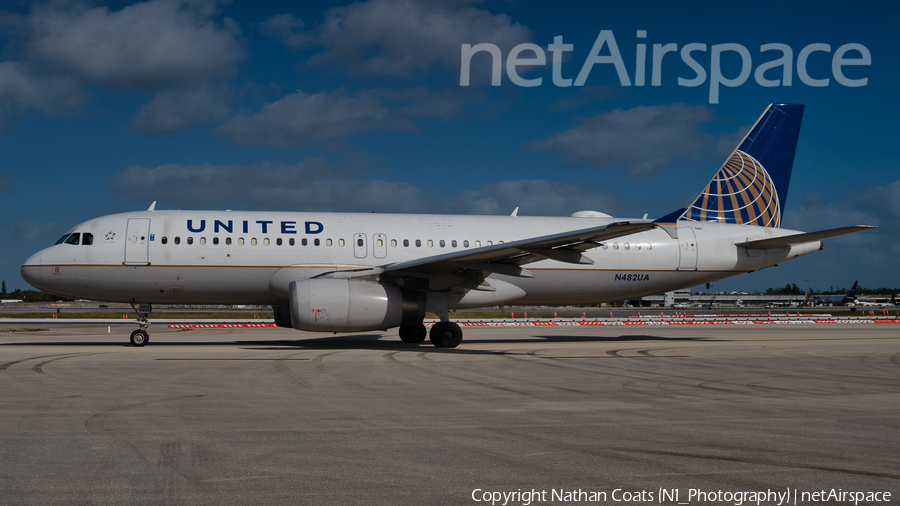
357;238;364;247
647;243;652;251
613;242;619;250
404;239;409;247
427;240;433;247
55;234;70;245
263;238;270;246
602;243;608;250
339;239;345;247
463;240;469;248
390;239;397;247
635;243;641;250
302;238;307;246
82;233;93;245
226;237;232;245
624;242;630;250
326;239;333;246
486;240;493;246
314;238;320;246
251;238;257;246
238;238;244;245
276;238;282;246
451;240;457;248
213;237;219;245
439;240;445;248
161;236;167;245
64;233;80;245
200;237;206;245
415;240;421;247
175;237;181;245
474;240;481;247
377;239;384;247
188;237;193;245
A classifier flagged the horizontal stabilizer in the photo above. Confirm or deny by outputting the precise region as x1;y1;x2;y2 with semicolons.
735;225;877;250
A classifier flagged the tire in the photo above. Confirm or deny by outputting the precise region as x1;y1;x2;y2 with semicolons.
429;322;462;348
130;329;148;347
399;324;427;344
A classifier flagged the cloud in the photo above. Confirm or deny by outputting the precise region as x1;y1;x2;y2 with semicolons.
548;86;618;112
215;90;407;147
214;87;473;147
528;103;719;177
259;13;308;48
106;160;615;216
0;62;82;133
266;0;532;77
454;180;616;216
27;0;244;91
129;86;232;135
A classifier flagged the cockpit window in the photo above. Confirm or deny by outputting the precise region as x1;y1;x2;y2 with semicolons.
64;233;80;245
55;234;70;245
82;233;93;245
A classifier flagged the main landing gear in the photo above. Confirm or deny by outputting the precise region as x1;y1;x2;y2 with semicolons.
129;302;152;347
398;322;463;347
398;324;427;344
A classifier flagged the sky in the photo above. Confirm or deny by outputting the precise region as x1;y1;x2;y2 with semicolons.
0;0;897;295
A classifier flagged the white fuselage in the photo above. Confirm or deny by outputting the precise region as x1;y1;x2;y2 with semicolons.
21;210;821;307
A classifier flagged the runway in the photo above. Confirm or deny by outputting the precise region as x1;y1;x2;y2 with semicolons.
1;324;898;504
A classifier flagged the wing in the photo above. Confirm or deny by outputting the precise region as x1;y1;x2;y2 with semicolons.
735;225;877;250
321;221;656;292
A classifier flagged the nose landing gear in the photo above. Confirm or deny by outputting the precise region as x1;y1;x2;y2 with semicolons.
129;302;152;347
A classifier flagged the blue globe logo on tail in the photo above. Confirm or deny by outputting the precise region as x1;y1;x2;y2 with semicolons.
683;150;780;227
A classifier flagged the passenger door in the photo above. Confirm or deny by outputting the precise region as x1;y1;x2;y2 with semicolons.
124;218;151;265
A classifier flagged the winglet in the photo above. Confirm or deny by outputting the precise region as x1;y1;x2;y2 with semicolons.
510;207;519;217
147;201;157;211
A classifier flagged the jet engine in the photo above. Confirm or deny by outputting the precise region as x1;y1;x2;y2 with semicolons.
287;279;425;332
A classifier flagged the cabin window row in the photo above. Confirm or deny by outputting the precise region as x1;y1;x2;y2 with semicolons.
159;236;342;246
157;237;504;249
602;242;653;251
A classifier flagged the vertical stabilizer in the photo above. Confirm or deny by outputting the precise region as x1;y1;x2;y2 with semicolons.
659;103;804;227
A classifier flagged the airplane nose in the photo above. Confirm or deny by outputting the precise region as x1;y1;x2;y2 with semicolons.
21;252;42;290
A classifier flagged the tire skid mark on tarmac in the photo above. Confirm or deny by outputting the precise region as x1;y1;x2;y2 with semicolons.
83;394;207;468
1;353;90;373
414;347;595;396
385;349;561;400
273;351;313;388
616;447;900;481
31;352;106;375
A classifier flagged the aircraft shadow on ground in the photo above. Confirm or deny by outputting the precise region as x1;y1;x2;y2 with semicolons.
0;332;724;353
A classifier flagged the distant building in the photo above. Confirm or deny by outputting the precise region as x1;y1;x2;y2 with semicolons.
1;299;23;303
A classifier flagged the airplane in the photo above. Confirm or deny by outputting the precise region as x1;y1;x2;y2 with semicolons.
812;281;859;306
20;103;876;348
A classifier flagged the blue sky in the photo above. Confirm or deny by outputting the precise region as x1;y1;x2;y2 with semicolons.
0;0;897;294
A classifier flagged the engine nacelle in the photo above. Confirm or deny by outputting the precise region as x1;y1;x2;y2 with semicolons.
289;279;425;332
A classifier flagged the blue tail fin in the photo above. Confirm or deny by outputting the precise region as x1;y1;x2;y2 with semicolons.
657;103;804;227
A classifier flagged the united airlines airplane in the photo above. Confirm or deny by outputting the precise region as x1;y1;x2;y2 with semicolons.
20;104;874;347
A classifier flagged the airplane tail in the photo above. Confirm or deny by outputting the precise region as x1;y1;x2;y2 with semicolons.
657;103;805;227
847;280;859;298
